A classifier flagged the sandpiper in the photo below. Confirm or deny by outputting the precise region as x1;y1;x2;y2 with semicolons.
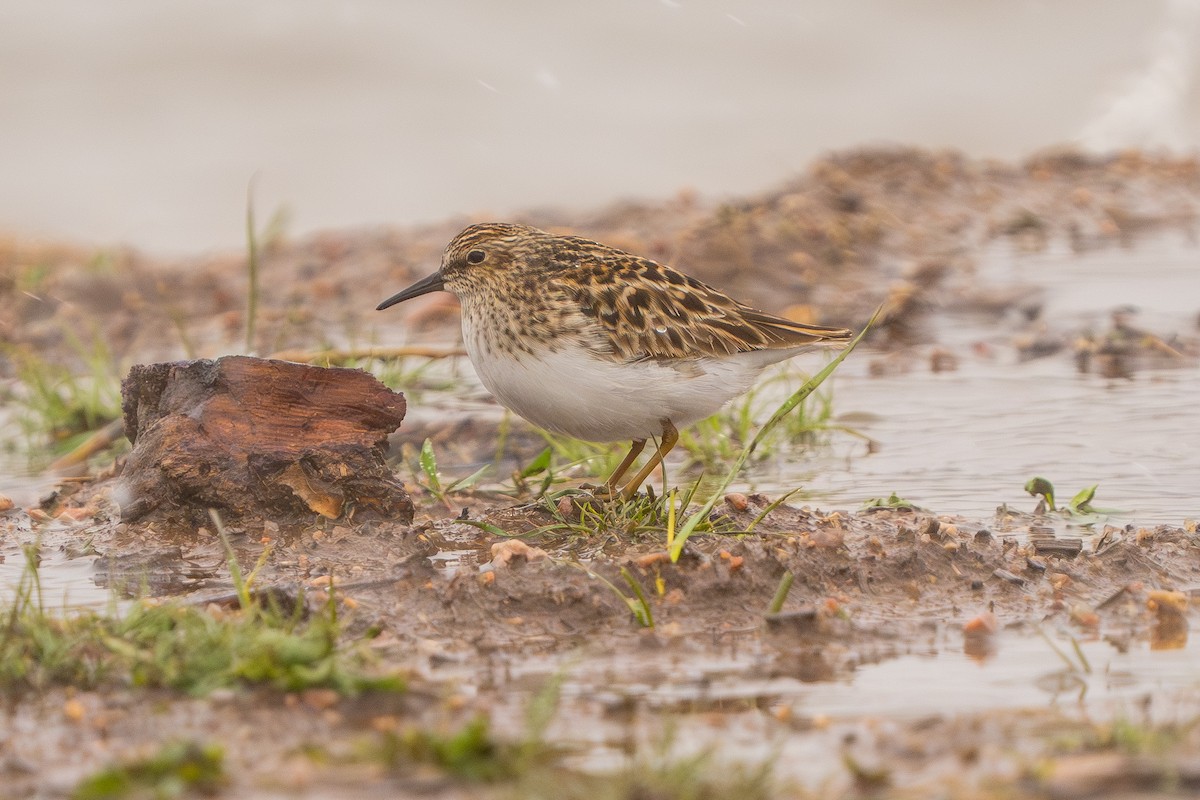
378;223;852;500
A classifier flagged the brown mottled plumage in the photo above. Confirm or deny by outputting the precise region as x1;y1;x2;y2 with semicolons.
378;223;853;500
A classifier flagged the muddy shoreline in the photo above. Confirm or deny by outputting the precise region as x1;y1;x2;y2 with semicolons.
2;147;1200;798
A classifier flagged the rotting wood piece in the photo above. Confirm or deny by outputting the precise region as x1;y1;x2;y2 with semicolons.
118;355;412;524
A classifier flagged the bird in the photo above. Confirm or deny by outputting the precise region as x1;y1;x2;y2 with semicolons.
377;223;853;500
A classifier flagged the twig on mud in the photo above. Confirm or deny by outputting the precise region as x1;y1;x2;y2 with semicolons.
268;346;466;363
48;418;126;473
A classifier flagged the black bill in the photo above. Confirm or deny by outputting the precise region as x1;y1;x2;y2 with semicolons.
376;271;446;310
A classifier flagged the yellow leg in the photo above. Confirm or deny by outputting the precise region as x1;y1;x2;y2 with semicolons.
619;419;679;501
599;438;646;496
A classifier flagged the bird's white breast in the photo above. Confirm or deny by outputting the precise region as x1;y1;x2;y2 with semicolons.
462;324;797;443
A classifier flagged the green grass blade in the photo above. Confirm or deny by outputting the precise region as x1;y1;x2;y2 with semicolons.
457;518;515;538
669;306;881;562
245;184;260;355
208;509;251;610
519;447;553;479
767;571;795;615
746;488;803;533
419;438;442;494
445;464;490;493
619;567;655;628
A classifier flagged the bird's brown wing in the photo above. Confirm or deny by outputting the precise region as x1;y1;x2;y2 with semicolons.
564;255;853;362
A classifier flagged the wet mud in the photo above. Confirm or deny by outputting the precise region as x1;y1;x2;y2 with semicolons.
6;477;1199;797
2;147;1199;797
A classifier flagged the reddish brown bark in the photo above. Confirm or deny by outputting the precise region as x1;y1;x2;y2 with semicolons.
119;355;412;524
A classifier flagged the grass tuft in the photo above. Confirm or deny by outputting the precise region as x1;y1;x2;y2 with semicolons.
512;745;781;800
677;365;840;467
0;546;403;697
7;334;123;460
72;740;225;800
534;479;731;546
378;716;523;782
668;307;880;561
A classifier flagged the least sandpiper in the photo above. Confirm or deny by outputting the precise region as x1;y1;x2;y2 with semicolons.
377;223;852;500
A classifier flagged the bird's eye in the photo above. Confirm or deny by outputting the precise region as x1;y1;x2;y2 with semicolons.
466;249;486;264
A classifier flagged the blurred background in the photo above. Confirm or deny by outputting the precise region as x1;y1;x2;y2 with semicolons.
3;0;1199;254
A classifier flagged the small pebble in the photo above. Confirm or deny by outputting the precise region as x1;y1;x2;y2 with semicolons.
490;539;549;568
301;688;341;711
963;610;998;635
724;492;750;512
634;552;670;568
62;698;86;723
1069;603;1100;628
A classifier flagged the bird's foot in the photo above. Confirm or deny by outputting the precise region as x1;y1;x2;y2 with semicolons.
580;482;619;502
578;483;658;504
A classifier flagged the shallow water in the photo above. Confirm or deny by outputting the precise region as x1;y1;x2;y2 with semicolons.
480;624;1200;787
0;232;1196;791
0;538;113;611
786;362;1200;525
760;233;1200;525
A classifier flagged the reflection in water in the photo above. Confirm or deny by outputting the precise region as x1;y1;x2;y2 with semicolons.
0;543;109;610
1149;590;1190;650
485;625;1200;788
962;608;999;662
